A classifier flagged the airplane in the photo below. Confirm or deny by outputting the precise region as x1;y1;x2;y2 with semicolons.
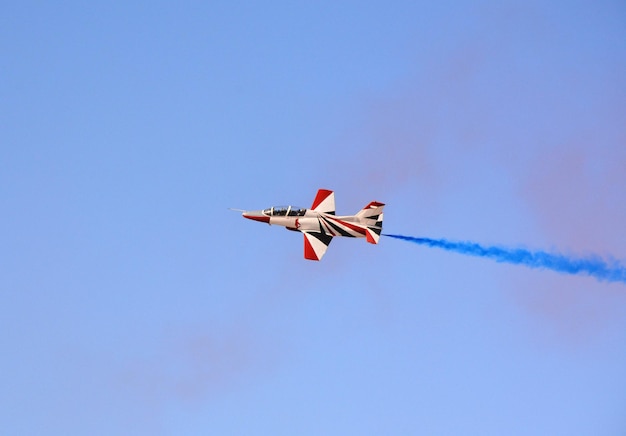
234;189;384;261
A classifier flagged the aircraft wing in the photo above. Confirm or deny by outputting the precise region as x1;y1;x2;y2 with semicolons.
303;232;333;261
311;189;335;215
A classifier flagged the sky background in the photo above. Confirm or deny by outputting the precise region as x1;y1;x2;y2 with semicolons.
2;1;626;435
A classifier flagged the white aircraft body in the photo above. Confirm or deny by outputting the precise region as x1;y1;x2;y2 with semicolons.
236;189;385;260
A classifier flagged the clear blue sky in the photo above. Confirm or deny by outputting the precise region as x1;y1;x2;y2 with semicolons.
2;1;626;434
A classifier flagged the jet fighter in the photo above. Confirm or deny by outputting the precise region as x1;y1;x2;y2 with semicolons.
235;189;384;260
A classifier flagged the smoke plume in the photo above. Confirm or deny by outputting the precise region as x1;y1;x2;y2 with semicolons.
384;234;626;285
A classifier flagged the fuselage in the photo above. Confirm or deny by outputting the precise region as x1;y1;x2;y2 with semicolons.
242;205;373;238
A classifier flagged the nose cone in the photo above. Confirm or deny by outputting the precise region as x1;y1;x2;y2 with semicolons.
242;210;270;223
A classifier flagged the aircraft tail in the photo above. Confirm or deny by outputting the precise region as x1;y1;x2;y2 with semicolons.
356;201;385;244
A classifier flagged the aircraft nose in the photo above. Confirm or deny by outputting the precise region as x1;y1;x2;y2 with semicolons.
242;210;270;223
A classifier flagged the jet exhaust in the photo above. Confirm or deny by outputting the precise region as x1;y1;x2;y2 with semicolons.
383;234;626;284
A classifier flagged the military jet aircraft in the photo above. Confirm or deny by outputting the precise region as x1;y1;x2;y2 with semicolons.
234;189;384;260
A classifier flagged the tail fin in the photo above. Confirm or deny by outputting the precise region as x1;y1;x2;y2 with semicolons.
356;201;385;244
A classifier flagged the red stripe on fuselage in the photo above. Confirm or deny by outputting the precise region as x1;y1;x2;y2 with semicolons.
326;216;367;235
243;214;270;223
320;219;336;236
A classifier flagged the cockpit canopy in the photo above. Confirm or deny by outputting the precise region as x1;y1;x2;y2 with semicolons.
263;206;307;217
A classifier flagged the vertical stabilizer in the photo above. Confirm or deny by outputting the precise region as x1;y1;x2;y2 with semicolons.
356;201;384;225
357;201;384;244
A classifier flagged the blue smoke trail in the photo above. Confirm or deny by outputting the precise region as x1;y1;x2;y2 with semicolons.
383;234;626;284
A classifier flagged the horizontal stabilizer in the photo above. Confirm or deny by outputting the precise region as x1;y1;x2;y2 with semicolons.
366;227;381;244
